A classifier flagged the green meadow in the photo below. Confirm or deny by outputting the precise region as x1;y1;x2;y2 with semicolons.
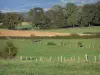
38;26;100;34
0;60;100;75
0;38;100;61
0;27;100;75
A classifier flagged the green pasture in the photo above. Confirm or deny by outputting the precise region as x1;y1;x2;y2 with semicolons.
0;60;100;75
38;26;100;34
0;38;100;61
1;26;100;34
0;38;100;75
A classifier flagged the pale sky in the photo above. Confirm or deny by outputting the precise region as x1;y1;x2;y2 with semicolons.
0;0;99;12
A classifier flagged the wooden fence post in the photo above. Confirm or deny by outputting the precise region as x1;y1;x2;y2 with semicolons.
76;44;77;48
85;54;88;62
99;55;100;62
20;56;22;60
36;58;37;61
71;57;72;60
40;57;42;61
94;56;96;63
64;57;66;62
93;45;94;48
69;44;71;48
30;56;32;60
89;45;90;48
78;56;80;63
26;57;27;60
74;56;76;61
58;57;59;62
50;56;52;62
61;56;63;62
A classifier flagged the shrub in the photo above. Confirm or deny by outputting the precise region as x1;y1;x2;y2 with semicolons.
0;41;18;59
77;42;83;47
47;42;56;45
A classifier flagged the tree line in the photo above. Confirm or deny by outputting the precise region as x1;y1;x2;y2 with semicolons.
0;1;100;29
0;12;23;29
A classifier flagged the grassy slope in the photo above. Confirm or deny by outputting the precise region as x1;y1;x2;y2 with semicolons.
0;60;100;75
38;26;100;34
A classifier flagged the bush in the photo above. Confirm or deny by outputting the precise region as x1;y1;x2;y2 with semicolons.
47;42;56;45
77;42;83;47
83;32;100;35
0;41;18;59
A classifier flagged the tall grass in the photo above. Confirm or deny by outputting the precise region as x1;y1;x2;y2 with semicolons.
0;60;100;75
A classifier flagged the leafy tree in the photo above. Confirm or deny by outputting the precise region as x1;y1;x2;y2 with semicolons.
0;11;4;23
39;15;51;29
80;4;97;27
45;9;56;28
93;2;100;25
46;5;66;28
28;7;45;29
65;3;78;27
3;12;23;29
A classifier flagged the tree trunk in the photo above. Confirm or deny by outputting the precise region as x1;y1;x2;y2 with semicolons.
89;23;91;27
73;25;74;28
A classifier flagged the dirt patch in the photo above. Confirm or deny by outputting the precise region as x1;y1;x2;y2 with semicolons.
0;29;71;37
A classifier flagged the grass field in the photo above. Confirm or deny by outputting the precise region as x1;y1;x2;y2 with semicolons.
0;38;100;61
0;26;100;75
0;60;100;75
1;26;100;34
38;26;100;34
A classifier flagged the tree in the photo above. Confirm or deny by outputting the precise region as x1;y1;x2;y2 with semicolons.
93;2;100;25
65;3;78;27
28;7;45;29
46;5;66;28
80;4;97;27
3;12;23;29
0;11;2;23
45;9;56;28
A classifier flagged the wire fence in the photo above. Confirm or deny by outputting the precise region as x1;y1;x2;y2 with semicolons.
15;54;100;63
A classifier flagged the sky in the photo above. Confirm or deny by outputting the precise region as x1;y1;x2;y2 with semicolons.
0;0;100;12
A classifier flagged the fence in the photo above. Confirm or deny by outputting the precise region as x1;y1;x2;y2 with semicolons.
16;54;100;63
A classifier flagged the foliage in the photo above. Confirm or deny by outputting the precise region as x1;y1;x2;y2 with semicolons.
0;11;4;23
28;7;46;29
27;2;100;29
77;42;83;47
0;41;18;59
79;2;100;27
47;5;66;28
0;2;100;29
65;3;78;27
2;12;24;29
47;42;56;45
